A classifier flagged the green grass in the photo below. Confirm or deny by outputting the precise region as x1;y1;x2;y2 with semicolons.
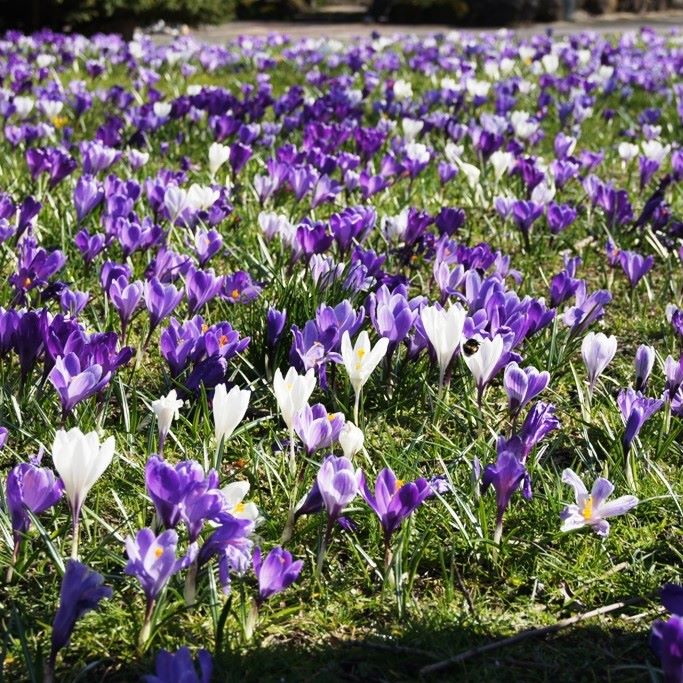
1;29;682;682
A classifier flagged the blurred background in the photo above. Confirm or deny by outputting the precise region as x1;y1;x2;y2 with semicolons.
0;0;679;35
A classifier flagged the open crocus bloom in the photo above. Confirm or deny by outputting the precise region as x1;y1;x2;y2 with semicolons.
560;468;638;537
221;480;261;525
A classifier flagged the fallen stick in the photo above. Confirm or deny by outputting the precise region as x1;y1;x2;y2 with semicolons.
419;596;647;678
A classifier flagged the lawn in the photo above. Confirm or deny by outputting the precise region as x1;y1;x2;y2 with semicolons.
0;26;682;682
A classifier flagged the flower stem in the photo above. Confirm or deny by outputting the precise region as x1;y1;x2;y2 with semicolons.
353;390;361;426
71;515;80;561
6;539;20;583
316;517;334;577
184;560;198;606
138;599;155;651
493;517;504;546
288;426;296;476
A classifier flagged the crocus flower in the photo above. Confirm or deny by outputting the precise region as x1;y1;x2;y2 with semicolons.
651;585;683;683
196;513;253;593
316;455;360;522
253;546;304;602
420;303;467;389
143;647;213;683
618;250;654;288
125;528;196;613
360;467;431;561
560;468;638;537
221;481;261;524
48;560;112;682
273;365;317;471
273;367;316;432
339;421;364;459
503;362;550;417
52;428;115;559
48;352;112;416
145;455;224;542
293;403;345;454
208;141;230;178
6;451;63;556
481;439;530;544
617;388;664;453
340;330;389;422
634;344;655;392
212;383;250;450
462;335;504;406
581;331;617;395
143;278;184;336
151;390;183;456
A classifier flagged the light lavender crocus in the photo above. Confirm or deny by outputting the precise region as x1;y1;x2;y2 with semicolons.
581;332;617;396
315;455;361;574
560;468;638;537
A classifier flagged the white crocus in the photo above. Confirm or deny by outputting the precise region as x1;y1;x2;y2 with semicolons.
151;389;183;455
581;332;618;396
153;101;172;119
213;383;250;447
221;481;261;525
186;184;219;212
339;421;364;460
208;142;230;179
273;367;316;472
164;185;190;222
340;331;389;422
52;428;115;559
402;118;423;142
420;303;467;389
462;335;504;405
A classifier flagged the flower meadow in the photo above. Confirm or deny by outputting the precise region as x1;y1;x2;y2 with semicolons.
1;25;683;682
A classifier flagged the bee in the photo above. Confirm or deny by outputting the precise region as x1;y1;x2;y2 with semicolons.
462;338;480;357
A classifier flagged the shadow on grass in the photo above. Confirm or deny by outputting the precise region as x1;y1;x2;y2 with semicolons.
212;621;656;683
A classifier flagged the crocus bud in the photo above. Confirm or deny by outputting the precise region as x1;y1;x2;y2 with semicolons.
151;389;183;454
213;383;250;445
634;344;655;392
581;332;618;395
339;421;364;459
208;141;230;178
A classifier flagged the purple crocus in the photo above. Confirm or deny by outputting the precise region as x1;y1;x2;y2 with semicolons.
108;276;143;337
48;560;112;681
265;307;287;350
360;467;431;566
618;250;654;288
48;352;112;416
196;513;254;594
73;175;103;223
651;584;683;683
253;546;304;602
518;401;560;460
617;388;664;453
184;266;223;315
481;438;531;544
6;451;63;555
634;344;655;392
317;455;360;522
511;200;544;247
143;647;213;683
293;403;345;455
503;362;550;418
145;455;224;542
143;278;184;335
125;528;196;605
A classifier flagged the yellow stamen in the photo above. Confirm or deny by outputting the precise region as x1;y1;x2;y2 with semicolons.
395;479;405;491
581;496;593;521
52;115;68;129
357;349;366;359
201;323;209;333
231;289;239;300
154;546;164;558
233;502;246;514
219;334;228;346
